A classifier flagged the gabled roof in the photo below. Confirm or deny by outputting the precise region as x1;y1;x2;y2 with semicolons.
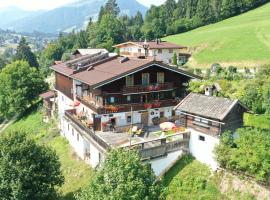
71;57;201;89
174;93;249;121
113;41;186;49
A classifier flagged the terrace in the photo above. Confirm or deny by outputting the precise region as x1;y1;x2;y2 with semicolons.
64;109;190;159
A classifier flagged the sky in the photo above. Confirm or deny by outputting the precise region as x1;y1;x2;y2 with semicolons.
0;0;166;11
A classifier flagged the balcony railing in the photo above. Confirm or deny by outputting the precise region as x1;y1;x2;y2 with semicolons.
64;110;110;150
130;131;190;160
77;96;181;115
123;82;174;95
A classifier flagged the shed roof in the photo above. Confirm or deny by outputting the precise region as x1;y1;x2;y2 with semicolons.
39;90;56;100
174;93;248;121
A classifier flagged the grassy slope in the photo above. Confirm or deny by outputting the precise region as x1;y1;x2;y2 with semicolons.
165;3;270;68
4;109;93;200
162;155;256;200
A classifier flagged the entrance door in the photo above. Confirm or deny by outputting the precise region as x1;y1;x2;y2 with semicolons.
94;115;101;131
141;112;148;127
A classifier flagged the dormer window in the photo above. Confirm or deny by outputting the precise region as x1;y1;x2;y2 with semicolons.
126;75;134;87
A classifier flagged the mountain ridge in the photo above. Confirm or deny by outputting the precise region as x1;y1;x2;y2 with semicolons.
0;0;147;33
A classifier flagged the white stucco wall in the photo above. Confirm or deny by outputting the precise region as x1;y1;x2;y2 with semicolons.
149;150;183;177
57;91;74;117
89;142;101;168
61;117;103;168
119;45;145;54
101;111;142;126
189;129;219;170
152;49;180;64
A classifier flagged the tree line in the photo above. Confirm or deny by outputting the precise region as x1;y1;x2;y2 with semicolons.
39;0;270;74
143;0;270;38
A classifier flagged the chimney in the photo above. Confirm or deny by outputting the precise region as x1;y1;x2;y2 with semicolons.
205;86;213;96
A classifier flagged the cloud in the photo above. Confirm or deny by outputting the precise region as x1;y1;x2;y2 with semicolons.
0;0;76;10
0;0;166;11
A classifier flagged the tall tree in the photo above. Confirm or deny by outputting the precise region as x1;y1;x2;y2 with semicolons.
76;149;161;200
104;0;120;17
0;131;64;199
0;61;48;118
14;37;39;68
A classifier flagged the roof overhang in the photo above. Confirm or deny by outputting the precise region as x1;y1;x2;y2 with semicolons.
113;41;143;48
89;61;201;89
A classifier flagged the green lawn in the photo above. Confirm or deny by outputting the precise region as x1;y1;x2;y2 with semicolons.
244;113;270;130
162;155;256;200
165;3;270;68
4;108;93;200
162;155;222;200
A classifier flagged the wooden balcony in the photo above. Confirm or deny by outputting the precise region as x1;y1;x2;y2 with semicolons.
77;93;181;115
101;99;181;114
123;82;174;95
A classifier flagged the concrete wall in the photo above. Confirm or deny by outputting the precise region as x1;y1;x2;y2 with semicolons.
189;128;219;170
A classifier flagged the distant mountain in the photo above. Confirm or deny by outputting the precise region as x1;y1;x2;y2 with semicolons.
0;0;147;33
0;7;45;28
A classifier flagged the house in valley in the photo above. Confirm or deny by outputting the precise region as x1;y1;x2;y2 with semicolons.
113;40;190;65
51;50;200;173
174;93;249;169
39;90;57;122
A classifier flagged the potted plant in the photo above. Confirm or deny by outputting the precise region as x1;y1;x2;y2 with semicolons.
144;103;152;109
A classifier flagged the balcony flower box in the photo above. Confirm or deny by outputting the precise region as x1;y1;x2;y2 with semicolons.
144;103;152;109
105;105;119;113
148;85;154;91
152;101;161;108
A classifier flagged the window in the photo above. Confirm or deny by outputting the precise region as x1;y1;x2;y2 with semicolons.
194;117;209;124
126;75;134;87
68;124;70;131
169;49;173;53
127;116;132;123
160;111;164;118
157;72;165;83
142;73;149;86
127;95;131;102
72;128;74;136
77;133;80;141
62;95;64;102
199;135;205;141
138;49;142;53
110;97;115;104
158;49;162;54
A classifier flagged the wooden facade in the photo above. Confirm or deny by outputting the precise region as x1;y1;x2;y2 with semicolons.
76;65;191;114
178;104;246;137
55;72;73;99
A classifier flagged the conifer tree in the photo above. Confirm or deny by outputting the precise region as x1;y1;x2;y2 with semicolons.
14;37;39;68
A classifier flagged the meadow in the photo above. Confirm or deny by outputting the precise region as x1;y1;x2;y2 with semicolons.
165;3;270;68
